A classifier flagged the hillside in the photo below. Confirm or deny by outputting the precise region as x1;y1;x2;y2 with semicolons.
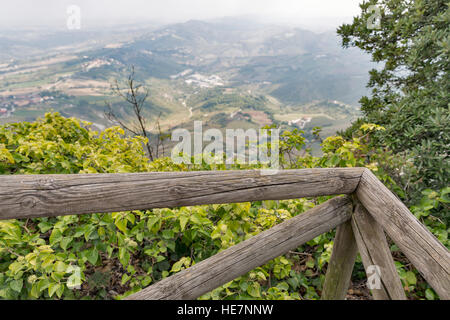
0;18;372;138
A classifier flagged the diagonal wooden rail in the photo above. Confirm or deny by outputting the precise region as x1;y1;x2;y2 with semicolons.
128;196;353;300
0;168;448;300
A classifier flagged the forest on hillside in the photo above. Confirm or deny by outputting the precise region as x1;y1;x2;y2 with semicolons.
0;0;448;301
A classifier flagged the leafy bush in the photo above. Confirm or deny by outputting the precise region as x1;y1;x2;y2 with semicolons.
337;0;450;211
0;113;447;300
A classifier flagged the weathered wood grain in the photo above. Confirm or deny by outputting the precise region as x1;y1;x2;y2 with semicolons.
356;169;450;300
351;202;406;300
126;196;353;300
0;168;363;220
321;220;358;300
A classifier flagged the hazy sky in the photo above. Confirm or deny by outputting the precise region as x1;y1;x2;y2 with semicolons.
0;0;363;30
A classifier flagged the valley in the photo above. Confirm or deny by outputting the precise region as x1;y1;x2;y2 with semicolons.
0;18;372;140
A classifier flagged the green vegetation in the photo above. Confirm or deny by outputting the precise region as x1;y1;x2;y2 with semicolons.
0;0;448;302
0;17;373;130
0;113;447;300
338;0;449;219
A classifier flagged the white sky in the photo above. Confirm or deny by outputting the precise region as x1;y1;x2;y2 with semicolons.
0;0;363;30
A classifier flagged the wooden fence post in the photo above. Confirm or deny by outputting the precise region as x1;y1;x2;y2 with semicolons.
351;202;406;300
322;220;358;300
356;169;450;299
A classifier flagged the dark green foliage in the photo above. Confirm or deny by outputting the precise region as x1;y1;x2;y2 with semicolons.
338;0;450;204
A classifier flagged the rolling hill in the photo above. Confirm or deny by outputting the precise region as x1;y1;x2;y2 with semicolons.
0;18;374;139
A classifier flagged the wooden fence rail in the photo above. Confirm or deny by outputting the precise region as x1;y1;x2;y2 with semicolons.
0;168;448;300
0;168;363;220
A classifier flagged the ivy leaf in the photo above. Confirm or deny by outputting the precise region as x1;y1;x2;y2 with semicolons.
60;237;73;250
147;216;160;233
56;285;64;298
114;218;128;233
171;260;183;273
37;278;50;293
141;276;152;287
239;282;248;291
86;247;99;265
9;279;23;293
37;221;53;233
276;282;289;291
119;247;130;267
190;213;202;225
425;288;435;300
121;273;131;285
30;283;40;298
161;229;174;240
54;261;67;273
439;187;450;203
48;282;61;298
49;229;62;246
306;258;315;269
287;277;299;290
247;282;261;298
67;272;82;289
405;271;417;285
179;215;189;232
8;261;23;274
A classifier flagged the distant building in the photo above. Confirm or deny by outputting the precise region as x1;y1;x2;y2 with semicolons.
288;116;313;129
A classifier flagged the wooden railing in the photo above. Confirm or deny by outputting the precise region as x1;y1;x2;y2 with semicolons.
0;168;448;300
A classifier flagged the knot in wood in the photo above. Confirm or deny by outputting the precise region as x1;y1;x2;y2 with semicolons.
33;178;56;190
332;179;345;191
169;186;183;194
20;196;38;209
244;178;255;184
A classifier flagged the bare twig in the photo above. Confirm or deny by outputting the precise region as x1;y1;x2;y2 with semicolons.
104;66;162;161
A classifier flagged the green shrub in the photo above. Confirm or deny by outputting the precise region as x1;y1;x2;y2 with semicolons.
0;113;447;300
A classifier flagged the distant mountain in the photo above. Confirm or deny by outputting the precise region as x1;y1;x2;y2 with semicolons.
84;18;373;105
0;18;374;137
